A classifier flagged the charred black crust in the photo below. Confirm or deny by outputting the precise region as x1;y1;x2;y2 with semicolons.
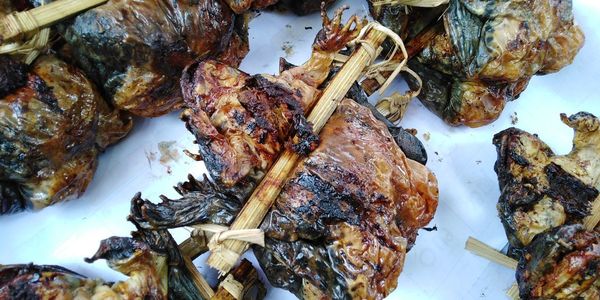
545;162;597;219
30;74;62;113
0;55;28;99
289;115;320;156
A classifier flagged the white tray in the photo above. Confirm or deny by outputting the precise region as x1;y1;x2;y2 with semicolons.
1;1;599;299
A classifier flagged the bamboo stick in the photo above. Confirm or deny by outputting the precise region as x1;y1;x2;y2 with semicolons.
182;256;215;299
507;283;519;300
204;27;388;275
0;0;106;42
465;237;518;270
211;259;262;300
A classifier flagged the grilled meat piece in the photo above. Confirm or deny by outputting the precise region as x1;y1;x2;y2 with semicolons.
254;99;438;299
34;0;249;117
494;112;600;258
516;224;600;300
0;222;203;300
0;55;131;213
131;8;428;233
370;0;584;127
180;7;365;195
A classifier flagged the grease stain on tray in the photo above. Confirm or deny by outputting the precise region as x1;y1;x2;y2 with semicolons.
158;141;180;165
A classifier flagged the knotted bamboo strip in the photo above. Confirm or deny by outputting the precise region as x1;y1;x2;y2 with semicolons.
361;21;444;95
204;26;388;275
465;237;518;270
0;0;106;41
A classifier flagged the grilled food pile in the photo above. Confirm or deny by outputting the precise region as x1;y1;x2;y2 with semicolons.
0;0;594;299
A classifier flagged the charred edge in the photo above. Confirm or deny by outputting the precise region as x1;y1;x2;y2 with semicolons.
0;55;28;99
129;174;241;229
30;74;62;114
545;162;597;220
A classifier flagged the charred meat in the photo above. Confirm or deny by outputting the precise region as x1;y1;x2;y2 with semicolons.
34;0;249;117
516;224;600;300
370;0;584;127
179;7;365;196
0;55;131;213
254;99;438;300
494;112;600;258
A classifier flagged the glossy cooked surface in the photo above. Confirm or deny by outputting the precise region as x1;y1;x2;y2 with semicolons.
0;55;131;213
493;112;600;258
371;0;584;127
517;224;600;300
255;99;438;300
180;8;364;194
40;0;249;117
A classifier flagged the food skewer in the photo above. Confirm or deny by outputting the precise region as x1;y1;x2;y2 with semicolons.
0;0;107;41
205;24;388;275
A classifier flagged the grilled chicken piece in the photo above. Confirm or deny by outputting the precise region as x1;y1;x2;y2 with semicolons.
254;99;438;299
33;0;249;117
0;222;203;300
494;112;600;258
180;7;365;194
0;55;131;213
370;0;584;127
516;224;600;300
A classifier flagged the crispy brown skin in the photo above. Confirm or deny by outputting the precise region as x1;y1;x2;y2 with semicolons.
39;0;249;117
181;7;365;194
0;55;132;212
255;99;438;300
494;112;600;258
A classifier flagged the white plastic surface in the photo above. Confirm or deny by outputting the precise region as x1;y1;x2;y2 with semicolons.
1;0;599;299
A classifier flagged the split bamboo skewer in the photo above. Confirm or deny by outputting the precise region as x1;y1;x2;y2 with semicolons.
204;27;388;275
465;237;518;270
183;256;215;299
0;0;107;42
